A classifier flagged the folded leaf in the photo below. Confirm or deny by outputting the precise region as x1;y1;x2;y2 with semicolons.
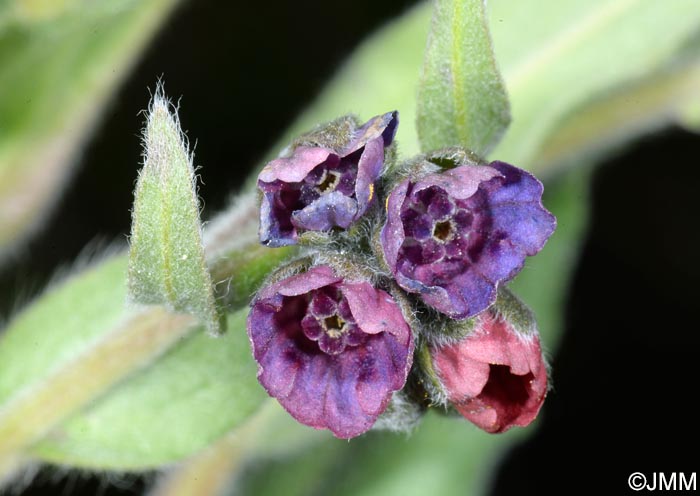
417;0;510;155
129;91;220;335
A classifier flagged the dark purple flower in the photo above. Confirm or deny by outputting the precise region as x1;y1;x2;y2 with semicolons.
258;112;398;247
430;300;547;433
381;161;555;319
247;265;414;438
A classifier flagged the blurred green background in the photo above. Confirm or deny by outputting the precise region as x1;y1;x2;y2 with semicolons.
0;0;698;494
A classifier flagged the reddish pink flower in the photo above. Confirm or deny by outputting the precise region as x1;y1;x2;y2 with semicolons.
431;299;547;433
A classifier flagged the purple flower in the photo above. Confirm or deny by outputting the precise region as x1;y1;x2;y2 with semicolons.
247;265;414;438
381;161;555;319
258;112;398;247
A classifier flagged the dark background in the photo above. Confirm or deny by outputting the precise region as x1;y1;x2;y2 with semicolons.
2;0;698;494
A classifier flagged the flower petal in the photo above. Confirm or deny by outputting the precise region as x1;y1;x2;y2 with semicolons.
291;191;358;231
342;282;411;340
354;137;384;215
381;161;555;319
258;146;335;184
263;265;341;300
430;301;548;433
248;265;414;439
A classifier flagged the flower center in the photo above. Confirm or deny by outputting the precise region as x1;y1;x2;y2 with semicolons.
316;170;340;193
323;314;346;338
432;220;453;242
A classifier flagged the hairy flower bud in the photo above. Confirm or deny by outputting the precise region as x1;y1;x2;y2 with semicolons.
428;289;548;433
247;264;414;438
381;156;555;319
258;112;398;247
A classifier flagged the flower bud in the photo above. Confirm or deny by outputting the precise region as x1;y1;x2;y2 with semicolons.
426;289;548;433
257;112;398;247
247;264;414;439
380;153;555;319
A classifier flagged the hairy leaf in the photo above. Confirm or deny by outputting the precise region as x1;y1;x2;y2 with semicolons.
489;0;700;171
416;0;510;155
29;309;266;469
128;92;220;335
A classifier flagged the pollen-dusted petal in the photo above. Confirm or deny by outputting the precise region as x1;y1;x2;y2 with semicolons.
309;288;337;317
403;212;432;240
291;191;358;231
300;314;324;341
334;157;360;197
342;281;411;339
346;111;399;154
262;265;341;299
336;298;354;322
412;165;501;201
427;189;455;219
354;138;383;213
259;146;335;184
319;333;347;355
419;239;445;264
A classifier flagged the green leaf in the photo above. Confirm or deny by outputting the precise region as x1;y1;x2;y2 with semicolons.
416;0;510;155
29;308;266;470
0;255;196;477
488;0;700;172
0;236;290;474
0;0;180;260
129;91;220;335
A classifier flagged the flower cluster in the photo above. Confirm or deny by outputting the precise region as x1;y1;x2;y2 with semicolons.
248;113;555;438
